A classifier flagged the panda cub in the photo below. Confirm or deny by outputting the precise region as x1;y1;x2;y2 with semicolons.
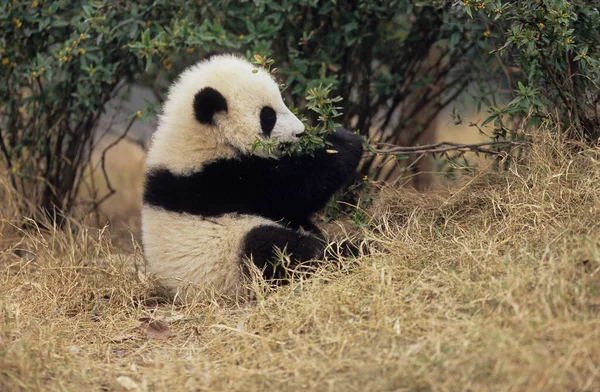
142;53;362;300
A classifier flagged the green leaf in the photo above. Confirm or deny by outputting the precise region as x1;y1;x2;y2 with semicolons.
141;29;151;46
363;140;379;155
481;115;496;127
50;20;70;27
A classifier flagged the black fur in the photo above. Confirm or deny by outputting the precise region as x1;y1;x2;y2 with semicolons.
144;128;363;229
193;87;228;125
260;106;277;137
241;225;324;280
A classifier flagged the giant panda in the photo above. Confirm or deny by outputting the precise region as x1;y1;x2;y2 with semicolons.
141;53;362;300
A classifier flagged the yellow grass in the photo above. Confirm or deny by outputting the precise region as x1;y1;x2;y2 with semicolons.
1;132;599;391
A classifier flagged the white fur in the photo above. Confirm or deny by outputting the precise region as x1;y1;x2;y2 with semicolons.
146;54;304;175
142;206;277;299
142;54;306;299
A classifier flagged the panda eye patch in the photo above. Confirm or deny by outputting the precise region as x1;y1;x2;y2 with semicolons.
260;106;277;138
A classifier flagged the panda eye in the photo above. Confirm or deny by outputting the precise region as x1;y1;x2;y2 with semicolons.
260;106;277;138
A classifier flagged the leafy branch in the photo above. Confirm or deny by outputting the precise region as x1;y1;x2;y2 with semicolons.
250;54;343;156
250;54;521;163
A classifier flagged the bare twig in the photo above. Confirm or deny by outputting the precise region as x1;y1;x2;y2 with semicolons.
0;129;17;187
86;115;137;214
367;140;522;156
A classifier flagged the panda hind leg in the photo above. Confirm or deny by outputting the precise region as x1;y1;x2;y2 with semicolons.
241;225;325;282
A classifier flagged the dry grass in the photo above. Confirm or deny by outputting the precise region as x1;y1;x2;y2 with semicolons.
1;133;599;392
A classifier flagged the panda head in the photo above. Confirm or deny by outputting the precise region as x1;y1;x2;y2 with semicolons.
152;53;305;170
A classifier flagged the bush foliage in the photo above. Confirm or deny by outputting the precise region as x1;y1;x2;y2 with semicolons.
0;0;598;219
442;0;600;142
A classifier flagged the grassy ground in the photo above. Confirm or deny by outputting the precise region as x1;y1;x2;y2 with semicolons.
1;133;599;391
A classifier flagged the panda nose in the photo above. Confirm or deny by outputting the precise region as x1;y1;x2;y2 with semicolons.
295;131;305;138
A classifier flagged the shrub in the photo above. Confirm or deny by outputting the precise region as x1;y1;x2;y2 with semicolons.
437;0;600;142
1;1;152;220
0;1;476;220
1;0;597;222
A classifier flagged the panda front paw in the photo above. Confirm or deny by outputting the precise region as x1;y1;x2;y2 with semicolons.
330;127;361;144
326;127;363;162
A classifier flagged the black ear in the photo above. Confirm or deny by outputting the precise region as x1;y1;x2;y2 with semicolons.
193;87;228;125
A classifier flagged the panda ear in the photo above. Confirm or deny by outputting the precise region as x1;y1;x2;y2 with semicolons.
193;87;228;125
